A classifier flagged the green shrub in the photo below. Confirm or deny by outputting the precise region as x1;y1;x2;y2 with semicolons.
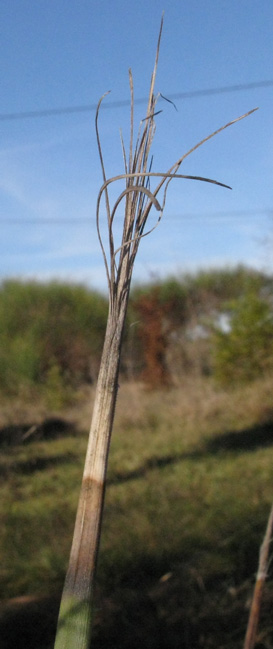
213;291;273;385
0;280;108;393
43;362;71;410
1;269;273;393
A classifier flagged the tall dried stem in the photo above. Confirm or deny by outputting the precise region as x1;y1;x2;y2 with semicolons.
243;504;273;649
54;15;257;649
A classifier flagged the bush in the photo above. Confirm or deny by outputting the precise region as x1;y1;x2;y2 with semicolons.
213;291;273;385
0;280;108;394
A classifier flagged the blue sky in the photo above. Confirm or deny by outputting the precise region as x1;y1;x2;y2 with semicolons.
1;1;273;292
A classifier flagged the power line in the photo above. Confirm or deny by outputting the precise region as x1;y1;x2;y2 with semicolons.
1;80;272;121
0;209;271;224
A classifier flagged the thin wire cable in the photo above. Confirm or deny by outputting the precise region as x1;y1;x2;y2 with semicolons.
0;80;272;121
0;209;272;224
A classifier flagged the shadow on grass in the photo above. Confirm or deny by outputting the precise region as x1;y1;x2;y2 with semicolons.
0;452;77;478
108;419;273;485
0;417;79;477
1;417;272;483
0;595;60;649
0;583;169;649
0;418;76;447
206;420;273;454
1;418;273;648
1;560;266;649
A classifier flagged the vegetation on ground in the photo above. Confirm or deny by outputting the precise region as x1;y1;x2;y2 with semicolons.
0;280;108;396
1;265;273;398
213;290;273;385
1;266;273;647
1;376;273;648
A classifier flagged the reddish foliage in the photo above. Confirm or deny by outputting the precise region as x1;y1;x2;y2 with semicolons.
134;290;172;388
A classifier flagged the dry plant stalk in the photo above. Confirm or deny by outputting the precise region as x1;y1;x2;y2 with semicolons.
54;16;258;649
243;504;273;649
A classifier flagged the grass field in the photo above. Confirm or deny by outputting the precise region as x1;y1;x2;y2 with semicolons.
1;377;273;648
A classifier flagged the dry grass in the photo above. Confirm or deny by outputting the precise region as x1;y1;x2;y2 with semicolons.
1;375;273;648
1;373;273;441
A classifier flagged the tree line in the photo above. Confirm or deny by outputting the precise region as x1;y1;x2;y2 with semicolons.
1;265;273;396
